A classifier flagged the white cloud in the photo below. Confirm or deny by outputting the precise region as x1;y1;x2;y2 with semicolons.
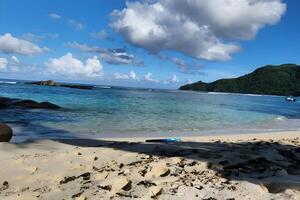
45;53;102;77
49;13;61;20
144;72;159;83
66;42;143;66
22;32;59;42
0;56;20;72
171;74;179;83
0;58;8;70
68;19;84;31
163;74;180;84
22;33;44;42
0;33;49;55
111;0;286;61
129;70;138;80
114;72;130;80
11;56;19;64
171;57;205;75
91;30;109;40
113;70;139;81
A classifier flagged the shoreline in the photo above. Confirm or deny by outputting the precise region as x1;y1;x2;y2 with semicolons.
94;130;300;142
1;130;299;199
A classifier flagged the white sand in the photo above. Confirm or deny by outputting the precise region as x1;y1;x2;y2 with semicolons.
0;131;299;200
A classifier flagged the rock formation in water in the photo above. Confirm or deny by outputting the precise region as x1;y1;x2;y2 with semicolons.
0;97;61;110
27;80;94;90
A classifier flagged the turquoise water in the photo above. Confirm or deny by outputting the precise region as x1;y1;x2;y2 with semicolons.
0;80;300;141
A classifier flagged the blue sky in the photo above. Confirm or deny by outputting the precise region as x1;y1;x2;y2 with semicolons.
0;0;298;88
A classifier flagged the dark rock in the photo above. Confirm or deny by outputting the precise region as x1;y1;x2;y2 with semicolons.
0;123;13;142
137;180;157;188
72;191;84;198
0;97;11;108
28;80;59;86
12;100;61;109
59;176;77;184
0;96;61;110
121;180;132;191
98;185;112;191
78;172;91;181
27;80;94;90
60;84;94;90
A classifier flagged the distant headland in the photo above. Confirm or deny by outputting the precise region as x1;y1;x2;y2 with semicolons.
179;64;300;96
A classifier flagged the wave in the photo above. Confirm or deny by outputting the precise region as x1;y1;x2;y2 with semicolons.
208;92;230;95
97;86;111;89
273;116;287;121
0;81;17;84
208;92;263;97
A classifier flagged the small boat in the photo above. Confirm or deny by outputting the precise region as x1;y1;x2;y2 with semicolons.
285;96;297;102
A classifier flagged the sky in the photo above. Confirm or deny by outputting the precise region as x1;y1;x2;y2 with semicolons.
0;0;299;88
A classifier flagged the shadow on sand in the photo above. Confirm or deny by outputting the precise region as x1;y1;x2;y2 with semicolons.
15;134;298;194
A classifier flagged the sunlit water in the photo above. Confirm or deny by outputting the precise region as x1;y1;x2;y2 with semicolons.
0;80;299;142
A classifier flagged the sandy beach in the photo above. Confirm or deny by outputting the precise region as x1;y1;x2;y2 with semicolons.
0;131;299;200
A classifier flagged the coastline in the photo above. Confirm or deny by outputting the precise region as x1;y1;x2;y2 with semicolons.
1;130;299;199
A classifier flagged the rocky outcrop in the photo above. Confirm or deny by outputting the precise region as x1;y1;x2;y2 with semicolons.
29;80;59;86
27;80;94;90
0;123;13;142
0;97;61;110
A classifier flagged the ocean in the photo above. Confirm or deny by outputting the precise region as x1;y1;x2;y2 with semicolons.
0;80;299;142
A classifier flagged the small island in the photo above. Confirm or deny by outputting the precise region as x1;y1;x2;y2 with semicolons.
179;64;300;96
27;80;94;90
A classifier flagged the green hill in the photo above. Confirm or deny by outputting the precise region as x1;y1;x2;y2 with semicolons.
179;64;300;96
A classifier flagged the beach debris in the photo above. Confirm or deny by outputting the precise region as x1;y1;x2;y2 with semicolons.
111;176;132;194
146;137;181;143
137;180;157;188
98;185;112;191
0;181;9;191
59;172;91;184
72;191;84;198
60;176;77;184
146;161;170;178
148;186;163;198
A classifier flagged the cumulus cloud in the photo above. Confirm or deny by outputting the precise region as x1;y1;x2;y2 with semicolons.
0;56;20;72
111;0;286;61
114;70;139;81
66;42;143;66
0;33;49;55
163;74;180;84
129;70;138;80
171;57;205;75
113;72;130;80
68;19;84;31
171;74;179;83
45;53;102;77
49;13;61;20
0;58;8;70
144;72;159;83
91;30;111;40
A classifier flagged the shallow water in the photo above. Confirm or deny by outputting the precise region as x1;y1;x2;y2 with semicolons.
0;80;299;142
